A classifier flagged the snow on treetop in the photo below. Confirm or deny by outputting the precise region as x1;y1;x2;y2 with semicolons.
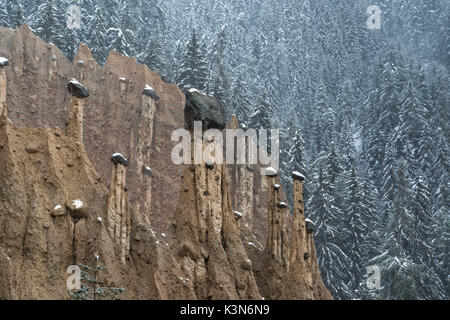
292;171;305;181
265;167;277;176
0;57;9;66
111;153;129;167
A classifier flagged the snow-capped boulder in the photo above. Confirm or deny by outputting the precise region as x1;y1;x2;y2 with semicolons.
188;88;200;93
292;171;305;181
77;60;84;67
142;85;159;100
185;89;226;130
0;57;9;67
111;153;128;167
240;258;252;271
67;199;88;218
234;211;243;220
119;77;127;83
205;161;214;170
277;202;288;209
67;78;89;98
265;167;278;177
274;184;281;190
305;218;315;233
245;165;255;173
51;204;65;217
240;123;247;130
143;166;152;176
97;217;102;223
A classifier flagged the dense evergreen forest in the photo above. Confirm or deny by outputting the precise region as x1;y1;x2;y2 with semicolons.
0;0;448;300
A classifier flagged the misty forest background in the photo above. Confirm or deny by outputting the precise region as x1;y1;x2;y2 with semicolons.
0;0;448;300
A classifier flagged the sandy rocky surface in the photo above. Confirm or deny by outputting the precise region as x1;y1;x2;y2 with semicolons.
0;24;332;300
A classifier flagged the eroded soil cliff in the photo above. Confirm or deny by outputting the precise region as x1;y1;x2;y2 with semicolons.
0;24;332;300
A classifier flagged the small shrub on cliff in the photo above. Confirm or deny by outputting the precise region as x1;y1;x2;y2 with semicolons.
68;254;126;300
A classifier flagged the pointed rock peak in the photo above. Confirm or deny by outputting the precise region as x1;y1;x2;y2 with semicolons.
105;49;137;67
226;114;239;130
17;23;33;34
68;78;89;98
74;42;98;65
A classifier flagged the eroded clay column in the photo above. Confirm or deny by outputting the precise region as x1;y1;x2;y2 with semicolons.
265;167;278;259
0;57;9;119
275;186;288;265
66;79;89;143
134;85;158;216
305;218;316;285
107;153;131;263
289;171;307;266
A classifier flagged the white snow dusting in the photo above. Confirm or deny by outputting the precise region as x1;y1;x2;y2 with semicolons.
72;199;83;209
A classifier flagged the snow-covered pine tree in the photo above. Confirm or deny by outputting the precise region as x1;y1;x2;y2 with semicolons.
177;30;209;92
139;22;170;79
34;0;64;47
229;67;253;124
0;0;8;27
86;5;109;64
248;90;272;130
208;26;231;108
387;160;414;257
343;166;368;291
309;162;353;299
